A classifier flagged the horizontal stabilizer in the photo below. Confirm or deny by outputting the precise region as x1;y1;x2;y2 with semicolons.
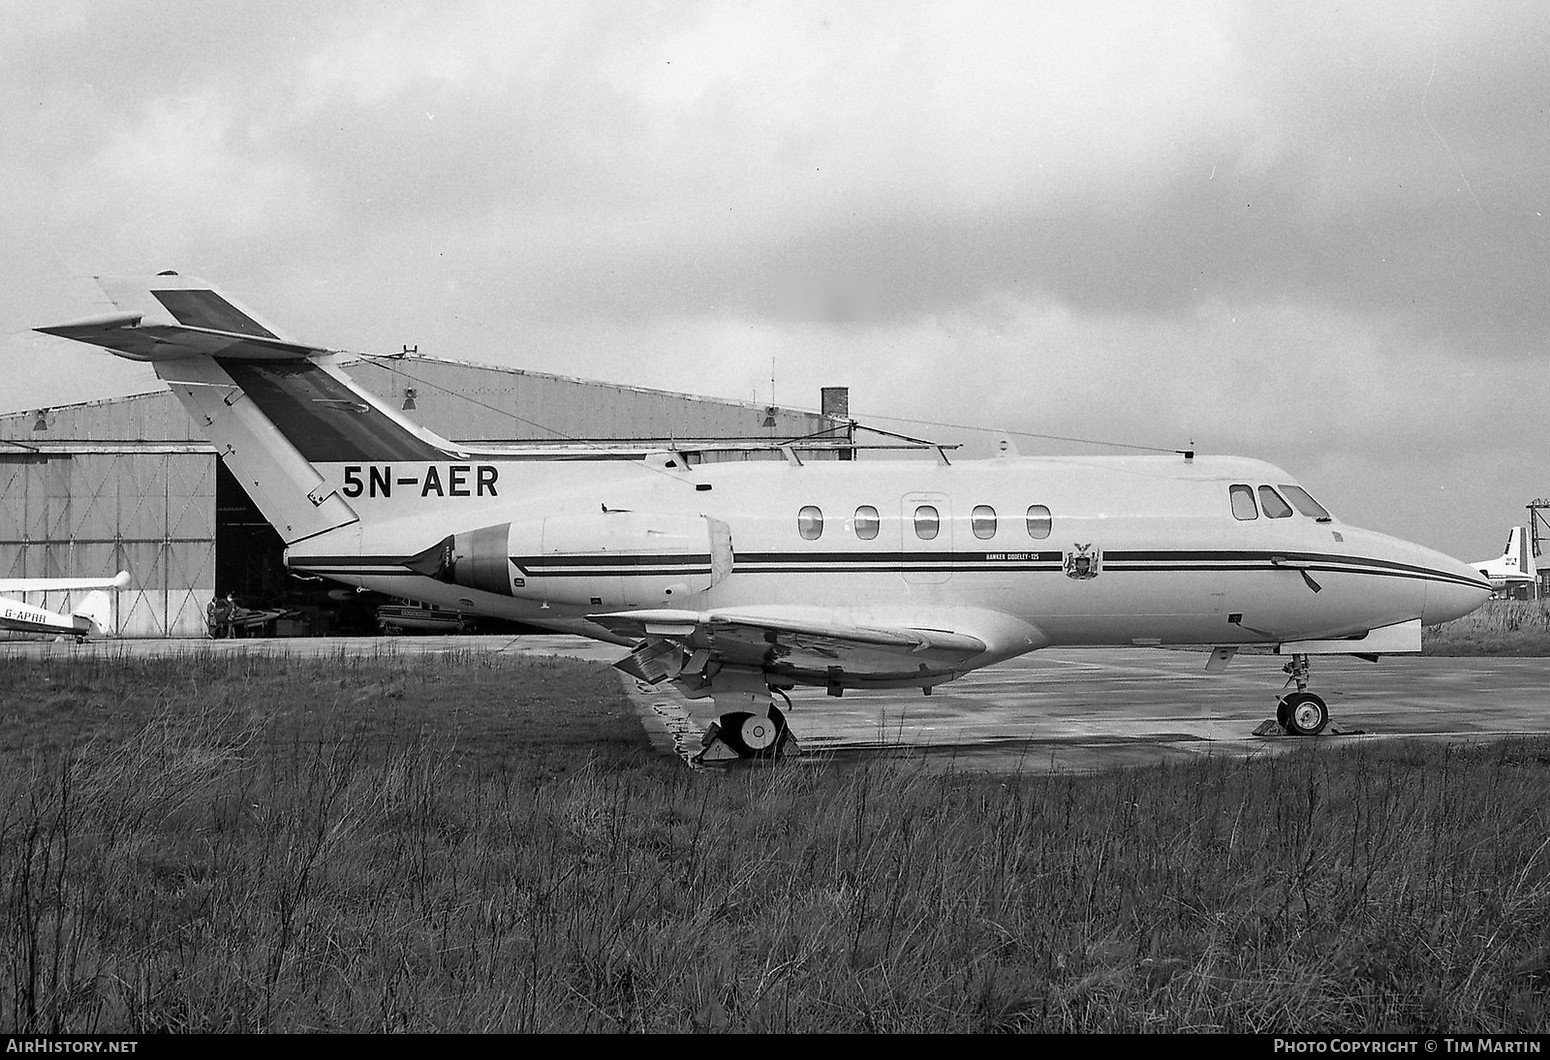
36;318;327;363
70;590;116;637
35;273;326;362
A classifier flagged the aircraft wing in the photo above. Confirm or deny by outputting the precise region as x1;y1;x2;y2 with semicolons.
0;571;131;594
591;608;987;686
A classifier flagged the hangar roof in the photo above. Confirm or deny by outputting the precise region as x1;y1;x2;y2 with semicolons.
1;355;837;448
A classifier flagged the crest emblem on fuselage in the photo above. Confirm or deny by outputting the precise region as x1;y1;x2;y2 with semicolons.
1064;543;1102;580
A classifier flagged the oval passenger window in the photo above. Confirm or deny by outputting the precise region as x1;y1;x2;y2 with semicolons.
798;505;823;540
914;505;939;541
853;505;879;541
972;505;997;540
1026;505;1051;539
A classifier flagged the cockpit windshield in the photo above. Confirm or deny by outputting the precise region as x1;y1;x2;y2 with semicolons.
1278;484;1332;521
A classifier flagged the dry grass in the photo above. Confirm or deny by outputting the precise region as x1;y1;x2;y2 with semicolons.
1424;601;1550;656
3;649;1549;1033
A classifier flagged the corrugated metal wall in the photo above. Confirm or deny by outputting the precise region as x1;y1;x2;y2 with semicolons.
3;356;847;637
0;392;193;443
1;364;834;448
0;451;215;637
348;357;833;445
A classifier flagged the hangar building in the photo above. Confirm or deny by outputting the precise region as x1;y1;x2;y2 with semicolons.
1;356;849;637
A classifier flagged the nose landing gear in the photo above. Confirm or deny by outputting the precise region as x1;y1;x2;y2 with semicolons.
1275;653;1330;736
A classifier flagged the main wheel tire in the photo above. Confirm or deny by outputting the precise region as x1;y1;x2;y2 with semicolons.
719;705;788;758
1281;691;1329;736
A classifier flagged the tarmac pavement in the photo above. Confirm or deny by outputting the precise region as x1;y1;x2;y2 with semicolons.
5;634;1546;772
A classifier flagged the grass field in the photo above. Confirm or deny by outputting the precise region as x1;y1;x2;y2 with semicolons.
3;648;1549;1033
1424;600;1550;656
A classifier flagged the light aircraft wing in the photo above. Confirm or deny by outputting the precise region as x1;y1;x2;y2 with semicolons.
591;608;987;686
0;571;131;594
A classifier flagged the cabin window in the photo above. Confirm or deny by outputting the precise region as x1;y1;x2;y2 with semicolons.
1229;484;1258;520
914;505;940;541
1026;505;1052;539
853;505;880;540
1278;484;1332;521
798;505;824;540
971;505;997;539
1258;486;1293;519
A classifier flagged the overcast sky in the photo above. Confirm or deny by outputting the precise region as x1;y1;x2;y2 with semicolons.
3;1;1547;561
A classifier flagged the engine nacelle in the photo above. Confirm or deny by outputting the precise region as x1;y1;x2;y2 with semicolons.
405;511;733;609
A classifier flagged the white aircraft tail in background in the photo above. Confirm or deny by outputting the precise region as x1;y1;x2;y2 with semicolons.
1471;527;1538;597
0;571;132;639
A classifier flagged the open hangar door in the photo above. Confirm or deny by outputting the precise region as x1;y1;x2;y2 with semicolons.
214;460;385;636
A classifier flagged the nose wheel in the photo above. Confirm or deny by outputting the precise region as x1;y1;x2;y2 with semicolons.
1275;653;1330;736
1277;690;1329;736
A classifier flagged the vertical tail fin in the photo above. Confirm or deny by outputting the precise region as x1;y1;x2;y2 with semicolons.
1516;527;1537;579
1502;527;1536;577
69;590;115;637
37;274;461;545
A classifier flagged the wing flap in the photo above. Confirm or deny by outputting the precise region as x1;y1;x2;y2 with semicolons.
593;607;987;682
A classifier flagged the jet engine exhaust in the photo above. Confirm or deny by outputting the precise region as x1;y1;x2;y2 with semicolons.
402;524;514;596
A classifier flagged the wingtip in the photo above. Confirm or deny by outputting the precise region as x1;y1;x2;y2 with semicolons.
112;571;132;589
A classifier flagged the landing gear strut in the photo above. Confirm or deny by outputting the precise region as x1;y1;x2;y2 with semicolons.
1275;653;1329;736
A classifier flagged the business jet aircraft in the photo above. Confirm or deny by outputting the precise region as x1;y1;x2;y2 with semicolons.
37;274;1491;757
1472;527;1538;598
1;571;131;640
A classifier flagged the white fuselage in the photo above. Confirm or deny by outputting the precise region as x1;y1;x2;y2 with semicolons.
287;452;1488;678
0;595;92;638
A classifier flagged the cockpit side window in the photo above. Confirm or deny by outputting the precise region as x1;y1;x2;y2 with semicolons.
1278;484;1332;521
1258;486;1293;519
1229;484;1258;520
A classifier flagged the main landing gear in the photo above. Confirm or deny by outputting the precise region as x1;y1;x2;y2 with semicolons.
696;691;796;762
711;703;790;759
1275;653;1330;736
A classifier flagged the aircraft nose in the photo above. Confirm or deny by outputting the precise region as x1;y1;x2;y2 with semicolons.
1420;549;1493;625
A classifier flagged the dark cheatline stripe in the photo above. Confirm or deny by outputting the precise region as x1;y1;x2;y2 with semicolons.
513;555;711;578
513;554;712;568
216;358;448;463
290;548;1485;590
517;569;713;579
739;548;1483;588
153;289;278;338
1105;549;1488;589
